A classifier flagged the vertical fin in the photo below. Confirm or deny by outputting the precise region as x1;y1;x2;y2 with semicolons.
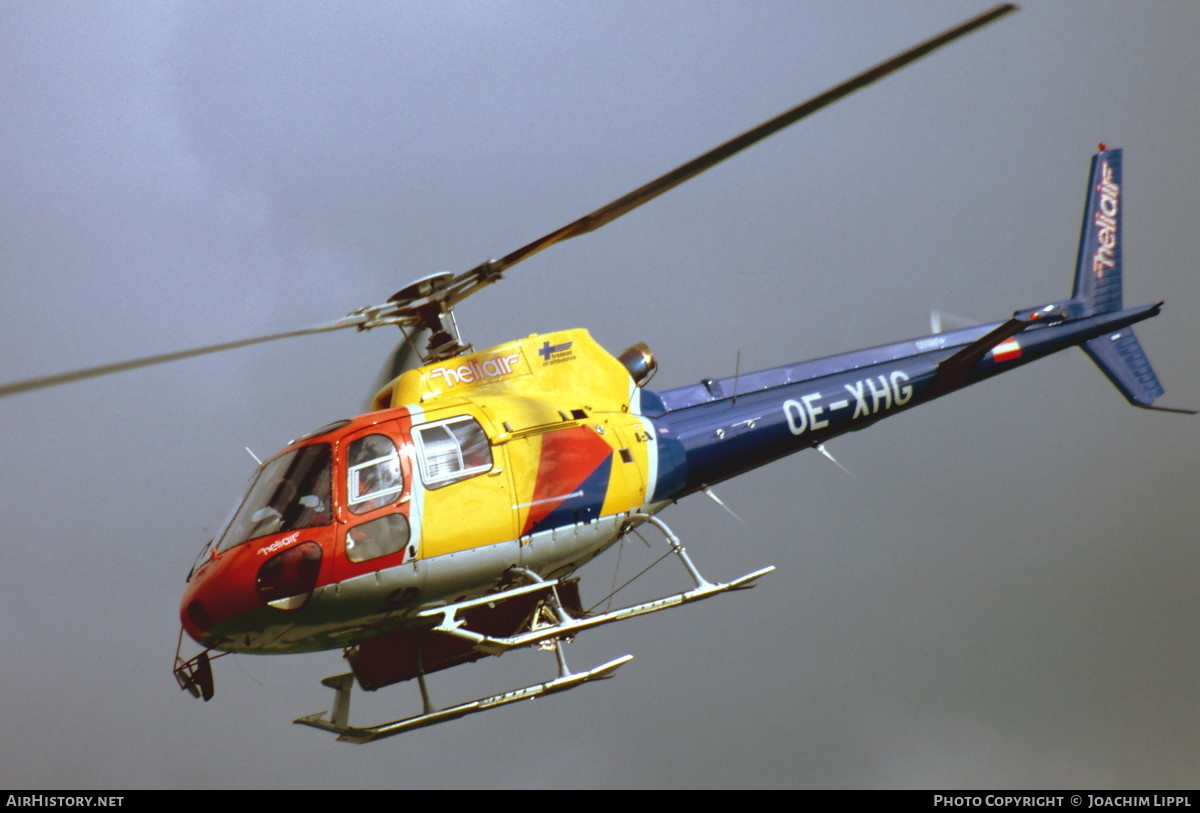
1072;147;1123;314
1070;148;1191;413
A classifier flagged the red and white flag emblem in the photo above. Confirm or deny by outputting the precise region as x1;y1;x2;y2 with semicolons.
991;338;1022;362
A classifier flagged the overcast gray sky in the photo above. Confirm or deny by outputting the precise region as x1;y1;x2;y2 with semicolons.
1;1;1196;790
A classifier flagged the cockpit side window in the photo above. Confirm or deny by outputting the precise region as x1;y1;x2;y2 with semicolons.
347;434;404;515
412;416;492;488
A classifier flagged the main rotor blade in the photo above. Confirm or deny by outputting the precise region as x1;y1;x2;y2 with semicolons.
0;316;370;399
4;6;1017;397
492;3;1016;274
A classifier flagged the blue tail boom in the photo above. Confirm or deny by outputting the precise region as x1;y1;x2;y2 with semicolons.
639;146;1191;500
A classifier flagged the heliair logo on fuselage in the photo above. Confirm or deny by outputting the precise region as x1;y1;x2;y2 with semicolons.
427;352;523;388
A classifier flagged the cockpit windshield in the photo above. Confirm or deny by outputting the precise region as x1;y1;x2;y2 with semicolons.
215;443;332;553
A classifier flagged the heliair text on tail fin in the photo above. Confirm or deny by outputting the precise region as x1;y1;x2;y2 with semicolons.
1072;145;1124;315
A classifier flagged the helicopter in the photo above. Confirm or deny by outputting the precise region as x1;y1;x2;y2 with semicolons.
0;3;1190;744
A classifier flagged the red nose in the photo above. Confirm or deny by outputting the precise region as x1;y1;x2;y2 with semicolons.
181;540;324;646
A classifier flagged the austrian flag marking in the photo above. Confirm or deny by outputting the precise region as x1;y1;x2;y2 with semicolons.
991;338;1021;362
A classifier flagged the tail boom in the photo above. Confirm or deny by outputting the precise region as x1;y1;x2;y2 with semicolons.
636;145;1189;500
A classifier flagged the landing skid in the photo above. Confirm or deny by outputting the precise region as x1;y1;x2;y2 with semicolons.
295;514;773;741
296;642;632;743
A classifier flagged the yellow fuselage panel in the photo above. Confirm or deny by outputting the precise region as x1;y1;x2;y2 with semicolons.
389;330;652;556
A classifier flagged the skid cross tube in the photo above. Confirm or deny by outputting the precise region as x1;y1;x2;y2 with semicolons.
416;516;773;654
